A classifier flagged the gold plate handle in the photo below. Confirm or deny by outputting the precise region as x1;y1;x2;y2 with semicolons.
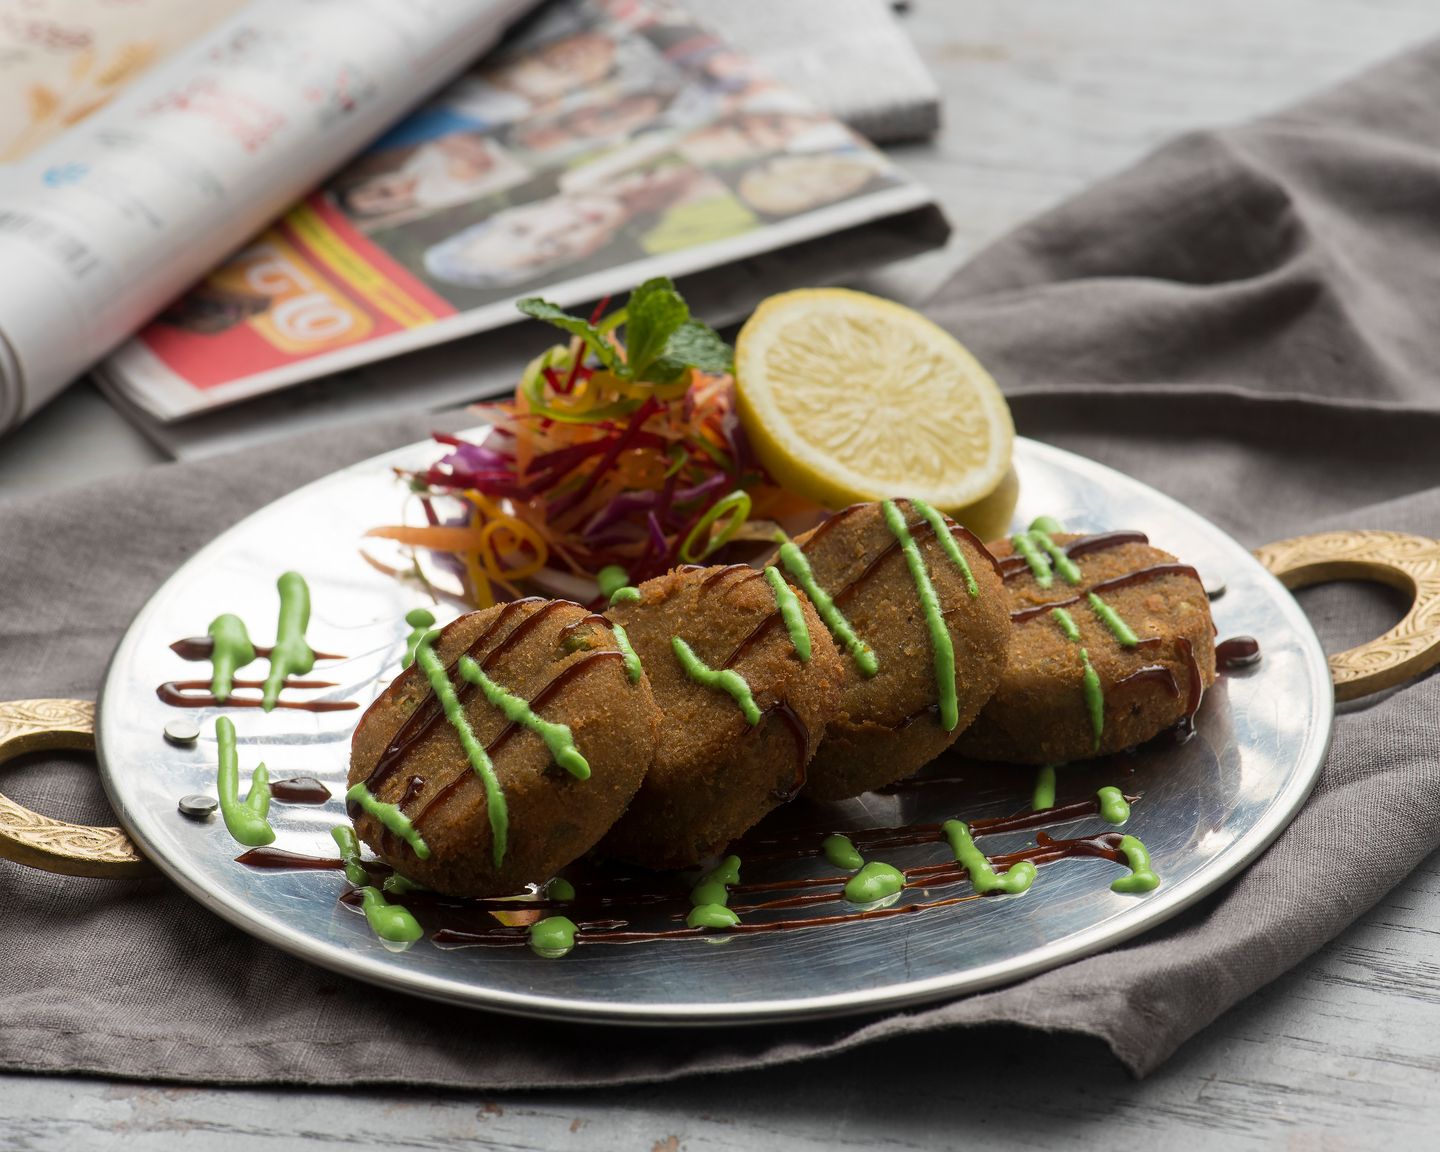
0;698;154;878
1254;530;1440;702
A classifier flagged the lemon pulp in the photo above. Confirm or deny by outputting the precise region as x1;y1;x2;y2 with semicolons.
735;288;1014;516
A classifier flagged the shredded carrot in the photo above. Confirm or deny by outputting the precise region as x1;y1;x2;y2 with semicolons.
369;308;826;608
365;524;489;552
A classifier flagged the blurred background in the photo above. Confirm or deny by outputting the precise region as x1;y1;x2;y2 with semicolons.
0;0;1432;495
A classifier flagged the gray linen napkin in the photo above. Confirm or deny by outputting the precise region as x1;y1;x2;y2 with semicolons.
6;38;1440;1084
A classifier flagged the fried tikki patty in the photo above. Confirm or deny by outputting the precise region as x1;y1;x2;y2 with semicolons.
779;499;1010;799
955;526;1216;764
601;564;843;869
348;599;660;896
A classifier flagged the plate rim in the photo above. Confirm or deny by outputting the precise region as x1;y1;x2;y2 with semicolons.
95;434;1334;1026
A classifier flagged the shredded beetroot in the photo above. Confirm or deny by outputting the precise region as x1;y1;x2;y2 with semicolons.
379;318;822;604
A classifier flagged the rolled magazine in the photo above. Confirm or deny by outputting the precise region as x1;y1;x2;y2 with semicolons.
0;0;538;434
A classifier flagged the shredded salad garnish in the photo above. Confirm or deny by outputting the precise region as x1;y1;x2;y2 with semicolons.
367;278;823;607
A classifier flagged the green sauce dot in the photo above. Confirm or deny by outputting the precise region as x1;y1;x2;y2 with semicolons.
402;608;437;668
1097;786;1130;825
358;887;423;944
596;565;631;599
330;825;370;887
687;904;741;930
821;834;864;871
382;872;424;896
1111;834;1160;894
529;915;579;957
546;877;576;902
1032;765;1057;811
690;855;741;909
843;861;905;904
943;819;1036;896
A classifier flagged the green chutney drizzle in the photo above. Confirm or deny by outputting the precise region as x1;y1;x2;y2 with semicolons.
763;565;812;661
214;716;274;847
688;855;742;929
414;635;507;865
261;571;317;711
382;872;423;896
529;915;579;957
346;782;430;860
457;655;590;780
357;886;423;943
1051;606;1082;642
671;636;760;724
1010;531;1053;588
844;861;905;904
1028;515;1066;536
596;564;631;600
910;498;979;597
1096;786;1131;825
609;585;642;606
330;825;369;887
611;622;644;683
1032;765;1057;811
1049;610;1105;751
1086;592;1138;647
690;855;741;907
821;833;864;871
881;500;958;731
207;613;255;702
687;904;741;929
1030;528;1083;585
402;608;436;668
943;819;1037;895
1080;648;1104;751
776;534;878;677
1111;835;1160;893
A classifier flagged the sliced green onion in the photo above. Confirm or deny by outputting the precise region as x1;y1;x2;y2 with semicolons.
680;490;751;563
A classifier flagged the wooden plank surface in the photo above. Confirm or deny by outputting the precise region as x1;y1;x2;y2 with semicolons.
5;1;1440;1147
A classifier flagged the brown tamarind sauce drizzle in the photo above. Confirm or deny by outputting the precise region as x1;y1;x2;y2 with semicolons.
1009;564;1205;624
423;829;1128;950
164;633;352;712
245;791;1140;950
268;777;332;804
170;637;342;662
997;531;1151;581
408;650;625;832
157;678;357;712
1216;636;1261;668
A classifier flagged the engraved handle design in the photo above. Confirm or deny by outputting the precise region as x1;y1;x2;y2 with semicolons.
0;698;154;878
1254;530;1440;702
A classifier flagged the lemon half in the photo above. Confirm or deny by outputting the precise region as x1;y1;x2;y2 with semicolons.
736;288;1014;517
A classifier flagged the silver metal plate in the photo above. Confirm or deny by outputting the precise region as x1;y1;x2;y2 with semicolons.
96;435;1332;1024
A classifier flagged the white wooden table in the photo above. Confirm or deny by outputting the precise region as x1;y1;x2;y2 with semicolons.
3;1;1439;1146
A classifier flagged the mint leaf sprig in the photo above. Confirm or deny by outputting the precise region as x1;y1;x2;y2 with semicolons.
518;277;733;387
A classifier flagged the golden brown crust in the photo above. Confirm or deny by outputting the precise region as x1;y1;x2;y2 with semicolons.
956;533;1217;764
601;564;843;868
348;600;660;896
787;501;1010;798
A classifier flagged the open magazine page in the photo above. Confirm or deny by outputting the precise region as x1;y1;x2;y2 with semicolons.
0;0;539;433
102;0;937;422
